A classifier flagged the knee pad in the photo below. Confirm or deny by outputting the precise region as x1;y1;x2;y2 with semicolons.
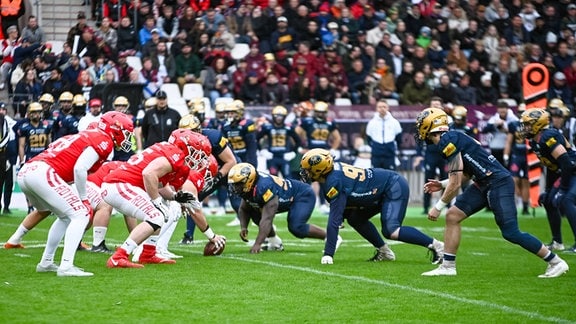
146;220;161;232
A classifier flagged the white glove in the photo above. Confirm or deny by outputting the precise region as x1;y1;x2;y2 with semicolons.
259;149;273;160
169;201;182;222
283;151;296;162
151;197;171;222
211;234;227;251
321;255;333;264
182;199;202;213
329;149;341;160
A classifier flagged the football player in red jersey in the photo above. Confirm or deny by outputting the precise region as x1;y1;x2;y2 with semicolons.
104;129;226;268
17;112;134;277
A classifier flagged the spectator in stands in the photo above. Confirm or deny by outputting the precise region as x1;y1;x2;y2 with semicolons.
117;16;140;56
433;74;456;105
412;45;431;73
142;28;161;58
427;39;446;71
115;51;134;82
372;58;396;100
175;43;202;90
12;38;42;70
204;56;233;105
366;20;388;47
477;73;498;106
401;71;432;105
482;24;500;62
459;19;481;54
139;56;162;98
95;17;118;54
467;58;484;89
446;40;468;72
561;4;576;34
139;16;157;46
395;60;414;94
299;20;322;52
133;2;152;31
542;4;560;34
0;26;19;90
151;41;175;83
157;4;179;42
42;67;67;99
518;2;540;33
404;4;425;37
13;69;42;118
239;71;262;105
33;56;51;84
468;40;490;70
289;74;313;104
21;16;45;45
67;11;89;45
554;41;574;72
548;72;574;110
346;58;370;104
250;6;272;53
202;8;225;36
337;7;359;39
564;58;576;92
493;6;511;36
226;3;254;45
179;6;197;34
454;74;477;106
271;16;298;55
190;0;209;16
314;76;336;104
211;22;236;51
76;27;101;62
261;72;288;105
325;60;348;99
491;58;522;103
87;56;110;84
69;69;93;97
505;15;530;47
448;6;469;36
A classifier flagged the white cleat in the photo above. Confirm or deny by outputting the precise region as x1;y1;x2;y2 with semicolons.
421;264;457;276
538;259;569;278
226;218;241;227
156;248;183;259
546;241;565;251
369;245;396;261
429;239;444;264
319;204;330;214
36;262;59;273
57;266;94;277
335;235;343;252
262;236;284;251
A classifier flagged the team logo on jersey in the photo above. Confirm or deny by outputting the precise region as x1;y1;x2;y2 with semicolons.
545;137;557;147
219;137;228;147
167;119;172;126
98;141;109;151
171;153;181;161
30;129;36;135
442;143;457;157
262;189;273;202
247;124;255;132
326;187;338;199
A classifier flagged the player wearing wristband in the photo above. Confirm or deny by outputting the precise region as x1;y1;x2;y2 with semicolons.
17;111;133;277
300;149;443;265
418;107;569;278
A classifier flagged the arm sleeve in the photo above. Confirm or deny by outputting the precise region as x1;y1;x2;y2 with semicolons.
557;153;574;190
74;146;100;200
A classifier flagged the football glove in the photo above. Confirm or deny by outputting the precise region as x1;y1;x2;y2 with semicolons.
283;151;296;162
174;190;196;203
553;190;566;209
151;197;171;222
211;234;227;251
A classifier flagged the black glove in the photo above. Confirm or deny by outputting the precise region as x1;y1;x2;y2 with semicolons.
213;172;223;185
174;190;196;203
538;192;548;207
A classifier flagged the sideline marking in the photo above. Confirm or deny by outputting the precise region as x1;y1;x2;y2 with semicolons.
225;255;574;324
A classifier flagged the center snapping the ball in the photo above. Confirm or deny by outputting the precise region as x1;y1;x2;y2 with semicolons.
203;240;225;256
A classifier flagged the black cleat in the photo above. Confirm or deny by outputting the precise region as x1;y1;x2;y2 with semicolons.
90;241;113;254
179;235;194;245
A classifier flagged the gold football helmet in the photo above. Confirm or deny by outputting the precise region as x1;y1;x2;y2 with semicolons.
59;91;73;102
227;163;257;195
72;94;87;107
299;148;334;183
520;108;550;138
272;105;288;116
415;108;449;143
144;97;157;110
314;101;328;121
27;102;43;114
113;96;129;112
179;114;202;132
188;98;205;113
548;98;565;110
452;106;467;120
39;93;55;104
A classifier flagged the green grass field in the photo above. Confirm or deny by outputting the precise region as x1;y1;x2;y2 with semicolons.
1;207;575;324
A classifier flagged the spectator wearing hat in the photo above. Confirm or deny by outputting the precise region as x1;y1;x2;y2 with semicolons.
21;16;45;45
76;27;101;63
385;7;400;34
117;16;140;56
263;53;289;84
115;51;134;82
561;4;576;34
270;16;298;54
175;43;202;90
77;98;102;131
66;11;88;45
142;28;162;58
140;90;181;148
357;4;379;32
549;71;574;111
416;26;432;49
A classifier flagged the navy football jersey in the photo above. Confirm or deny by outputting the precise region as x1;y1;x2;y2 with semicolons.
449;122;478;139
257;122;302;156
222;118;257;165
507;121;528;157
299;117;338;149
437;131;510;183
52;113;79;140
242;172;307;212
201;128;238;166
529;128;576;173
17;119;52;159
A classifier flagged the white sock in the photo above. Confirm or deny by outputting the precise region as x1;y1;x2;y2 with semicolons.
7;224;30;244
144;235;159;246
121;238;139;254
40;218;69;266
92;226;107;246
157;220;178;251
60;216;89;269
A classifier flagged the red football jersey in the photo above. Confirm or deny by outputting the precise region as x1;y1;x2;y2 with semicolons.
30;129;114;183
103;142;190;190
187;171;205;192
87;161;124;187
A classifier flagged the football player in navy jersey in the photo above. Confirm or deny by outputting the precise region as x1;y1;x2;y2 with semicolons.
38;93;57;129
449;106;478;139
178;115;239;243
52;91;78;140
221;100;257;167
300;149;444;265
521;108;576;254
205;102;227;130
418;107;569;278
228;163;329;253
257;105;304;178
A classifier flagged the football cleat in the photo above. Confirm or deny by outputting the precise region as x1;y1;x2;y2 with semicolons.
428;239;444;264
36;262;59;273
538;259;569;278
77;242;91;251
179;235;194;245
4;242;25;249
421;264;457;276
226;218;241;226
107;248;144;268
565;245;576;253
57;266;94;277
156;248;183;259
546;241;565;251
262;236;284;251
368;245;396;261
335;235;343;252
138;255;176;264
90;241;113;254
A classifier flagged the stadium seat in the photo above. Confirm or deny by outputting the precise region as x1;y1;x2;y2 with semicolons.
334;98;352;106
385;99;399;106
169;97;189;117
202;97;213;118
126;56;142;72
182;83;204;101
230;43;250;60
499;98;518;107
160;83;182;99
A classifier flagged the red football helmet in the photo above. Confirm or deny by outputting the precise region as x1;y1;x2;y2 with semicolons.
168;129;212;169
98;112;135;152
202;154;219;189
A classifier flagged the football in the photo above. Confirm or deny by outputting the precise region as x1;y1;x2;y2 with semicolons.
203;240;225;256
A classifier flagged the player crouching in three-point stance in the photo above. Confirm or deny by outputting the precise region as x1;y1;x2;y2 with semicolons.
104;129;226;268
300;149;444;265
418;107;569;277
19;112;134;277
228;163;328;253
